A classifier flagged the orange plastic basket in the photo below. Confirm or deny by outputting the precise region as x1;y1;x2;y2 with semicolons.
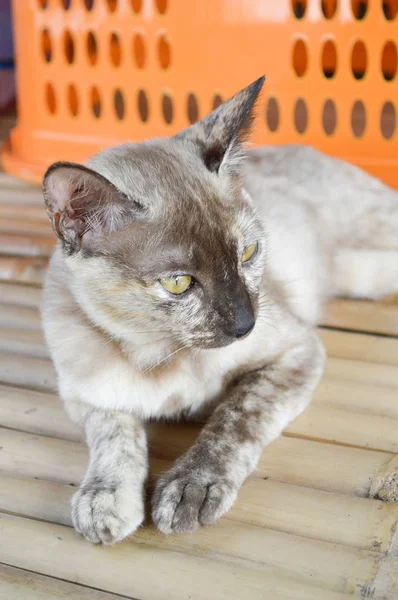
3;0;398;187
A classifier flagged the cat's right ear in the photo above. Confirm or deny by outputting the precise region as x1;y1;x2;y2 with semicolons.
43;162;133;254
176;77;265;187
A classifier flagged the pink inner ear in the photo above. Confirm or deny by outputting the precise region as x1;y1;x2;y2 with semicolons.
47;175;75;214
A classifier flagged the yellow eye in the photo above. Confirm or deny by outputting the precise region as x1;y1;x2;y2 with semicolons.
160;275;193;295
242;242;258;263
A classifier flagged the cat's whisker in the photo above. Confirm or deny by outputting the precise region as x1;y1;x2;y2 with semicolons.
142;344;189;375
137;336;176;349
256;312;281;334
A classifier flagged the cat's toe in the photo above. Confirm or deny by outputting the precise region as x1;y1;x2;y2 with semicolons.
152;473;237;534
199;481;238;525
71;484;144;545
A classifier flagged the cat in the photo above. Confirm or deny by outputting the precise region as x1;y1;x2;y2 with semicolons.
41;77;398;545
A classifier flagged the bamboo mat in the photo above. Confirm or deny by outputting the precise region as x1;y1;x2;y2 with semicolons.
1;174;398;599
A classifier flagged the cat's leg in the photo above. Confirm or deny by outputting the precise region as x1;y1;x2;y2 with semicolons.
67;399;147;545
152;332;325;534
332;249;398;299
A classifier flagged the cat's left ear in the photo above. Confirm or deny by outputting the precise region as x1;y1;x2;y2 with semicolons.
43;162;135;254
177;76;265;181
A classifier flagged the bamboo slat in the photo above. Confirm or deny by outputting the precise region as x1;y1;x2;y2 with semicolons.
0;564;123;600
0;171;36;190
0;513;351;600
319;328;398;366
0;474;393;598
0;203;48;222
0;352;56;391
0;218;53;235
0;427;87;483
0;256;47;284
0;281;42;307
315;378;398;418
326;356;398;389
289;404;398;453
0;385;82;441
0;188;43;205
0;304;41;329
323;299;398;336
228;478;398;552
0;233;55;257
0;327;48;358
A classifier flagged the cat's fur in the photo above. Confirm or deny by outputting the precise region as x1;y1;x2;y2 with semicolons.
42;78;398;545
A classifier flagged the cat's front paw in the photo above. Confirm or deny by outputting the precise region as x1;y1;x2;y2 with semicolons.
71;481;144;545
152;468;238;534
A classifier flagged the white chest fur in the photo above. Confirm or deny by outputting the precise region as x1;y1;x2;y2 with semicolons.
56;318;280;420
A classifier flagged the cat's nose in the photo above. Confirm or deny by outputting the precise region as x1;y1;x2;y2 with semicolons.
234;315;256;339
219;280;255;340
224;307;256;339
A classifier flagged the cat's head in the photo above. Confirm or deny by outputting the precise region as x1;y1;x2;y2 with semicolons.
43;77;266;357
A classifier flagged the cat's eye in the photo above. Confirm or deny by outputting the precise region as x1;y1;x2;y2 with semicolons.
160;274;193;295
241;242;258;263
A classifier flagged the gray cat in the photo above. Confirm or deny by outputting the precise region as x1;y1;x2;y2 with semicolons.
42;77;398;545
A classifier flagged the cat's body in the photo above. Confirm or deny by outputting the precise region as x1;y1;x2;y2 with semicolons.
42;79;398;545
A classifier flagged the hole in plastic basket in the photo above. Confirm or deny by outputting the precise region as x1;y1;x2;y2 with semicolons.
67;84;79;116
61;0;72;9
155;0;168;13
322;99;337;135
213;95;223;110
138;90;149;122
110;33;122;67
351;100;366;137
292;39;308;77
131;0;142;13
294;98;308;134
322;40;337;78
351;41;367;80
90;87;101;118
107;0;117;11
114;90;125;120
42;30;52;63
187;94;199;124
382;41;397;81
45;83;57;115
87;32;98;66
292;0;307;18
162;93;173;124
381;101;396;139
266;98;279;132
64;30;75;64
158;35;171;69
84;0;95;9
351;0;368;18
38;0;49;8
321;0;337;18
133;34;146;69
383;0;398;19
